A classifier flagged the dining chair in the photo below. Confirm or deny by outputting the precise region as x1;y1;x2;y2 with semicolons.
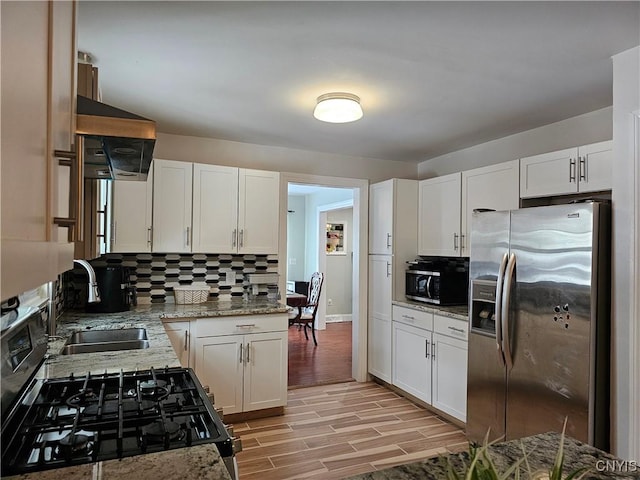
288;272;324;346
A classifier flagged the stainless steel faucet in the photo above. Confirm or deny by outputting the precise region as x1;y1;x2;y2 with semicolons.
74;260;101;303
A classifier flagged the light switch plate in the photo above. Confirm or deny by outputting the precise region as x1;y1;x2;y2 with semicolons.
223;271;236;286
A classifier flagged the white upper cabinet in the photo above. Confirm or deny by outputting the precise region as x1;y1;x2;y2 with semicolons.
1;1;76;299
520;140;612;198
192;164;239;253
577;140;613;193
152;159;193;253
369;179;417;257
418;173;462;257
150;161;279;254
369;180;395;254
112;166;153;253
461;160;519;257
238;169;280;254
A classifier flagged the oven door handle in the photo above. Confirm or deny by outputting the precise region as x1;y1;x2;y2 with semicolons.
426;276;432;299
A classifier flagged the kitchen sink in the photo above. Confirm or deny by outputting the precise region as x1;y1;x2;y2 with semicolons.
61;328;149;355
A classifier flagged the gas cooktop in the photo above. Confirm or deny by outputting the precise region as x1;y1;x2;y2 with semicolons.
1;366;233;476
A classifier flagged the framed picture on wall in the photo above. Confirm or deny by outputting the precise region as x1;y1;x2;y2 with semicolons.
326;222;346;255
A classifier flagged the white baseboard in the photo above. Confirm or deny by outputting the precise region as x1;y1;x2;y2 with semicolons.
326;314;352;323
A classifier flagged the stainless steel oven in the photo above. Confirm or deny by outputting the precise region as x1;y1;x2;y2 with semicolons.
1;300;49;420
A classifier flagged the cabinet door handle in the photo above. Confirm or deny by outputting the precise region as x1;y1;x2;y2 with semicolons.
578;156;587;182
53;149;80;242
184;330;189;351
432;341;436;360
460;234;465;252
386;233;392;248
239;343;244;364
425;339;430;359
147;227;152;246
113;221;117;245
239;229;244;248
453;233;459;251
245;343;250;363
569;158;577;183
186;226;191;246
232;229;237;248
386;262;391;278
100;204;109;246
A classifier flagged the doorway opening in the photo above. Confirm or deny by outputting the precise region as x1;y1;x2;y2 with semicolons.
280;174;368;389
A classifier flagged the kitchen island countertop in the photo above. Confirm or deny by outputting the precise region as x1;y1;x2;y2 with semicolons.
4;300;286;480
344;432;636;480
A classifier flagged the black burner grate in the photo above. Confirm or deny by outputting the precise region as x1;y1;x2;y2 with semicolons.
1;366;232;476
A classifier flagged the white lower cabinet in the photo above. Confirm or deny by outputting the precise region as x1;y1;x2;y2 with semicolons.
432;332;468;422
163;320;192;368
192;314;287;415
368;255;393;382
391;306;468;422
392;321;432;403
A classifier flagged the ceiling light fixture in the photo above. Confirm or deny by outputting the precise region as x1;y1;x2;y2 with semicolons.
313;92;363;123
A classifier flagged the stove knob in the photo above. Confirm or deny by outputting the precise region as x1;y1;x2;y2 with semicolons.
215;406;224;417
207;392;215;405
203;385;210;393
225;424;235;437
232;437;243;454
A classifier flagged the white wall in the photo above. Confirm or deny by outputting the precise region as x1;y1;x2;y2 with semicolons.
303;188;355;278
612;45;640;461
154;132;417;182
286;195;306;282
326;207;353;317
417;107;612;178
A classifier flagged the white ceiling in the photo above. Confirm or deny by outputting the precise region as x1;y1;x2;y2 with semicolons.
77;1;639;164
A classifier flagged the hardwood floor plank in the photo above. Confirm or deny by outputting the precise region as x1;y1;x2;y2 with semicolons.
322;445;407;471
399;431;469;454
238;439;308;462
375;416;447;433
270;443;356;468
304;463;376;480
256;424;336;445
236;456;274;475
240;460;325;480
350;430;424;452
303;427;381;449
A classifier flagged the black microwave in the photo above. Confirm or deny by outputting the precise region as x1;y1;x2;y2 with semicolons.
405;260;469;305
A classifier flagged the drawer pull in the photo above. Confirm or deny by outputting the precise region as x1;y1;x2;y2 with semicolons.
448;326;465;334
236;324;256;328
402;315;415;322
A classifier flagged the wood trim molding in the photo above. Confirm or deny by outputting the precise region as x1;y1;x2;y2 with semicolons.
631;110;640;461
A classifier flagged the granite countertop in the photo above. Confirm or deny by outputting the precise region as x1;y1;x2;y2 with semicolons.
5;299;284;480
392;299;469;321
345;432;637;479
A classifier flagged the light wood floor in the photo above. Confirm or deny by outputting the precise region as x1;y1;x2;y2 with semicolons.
234;381;469;480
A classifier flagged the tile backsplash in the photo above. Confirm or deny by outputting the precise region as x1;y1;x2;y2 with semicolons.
63;253;278;308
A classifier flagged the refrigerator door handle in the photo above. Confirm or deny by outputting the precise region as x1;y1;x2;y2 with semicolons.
501;253;517;371
495;253;508;366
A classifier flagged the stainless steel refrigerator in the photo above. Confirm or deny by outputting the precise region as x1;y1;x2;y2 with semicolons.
466;202;610;450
